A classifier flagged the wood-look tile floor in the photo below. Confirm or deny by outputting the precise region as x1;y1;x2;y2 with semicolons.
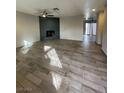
16;39;107;93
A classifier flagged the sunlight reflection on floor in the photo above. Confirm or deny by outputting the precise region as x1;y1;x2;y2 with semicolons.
21;40;33;54
44;45;62;68
50;72;62;90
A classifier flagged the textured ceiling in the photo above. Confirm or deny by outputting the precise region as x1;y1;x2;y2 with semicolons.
16;0;106;18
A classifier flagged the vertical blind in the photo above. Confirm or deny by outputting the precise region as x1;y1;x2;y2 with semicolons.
85;23;96;35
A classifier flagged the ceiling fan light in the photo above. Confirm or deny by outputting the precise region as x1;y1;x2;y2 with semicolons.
42;14;46;17
92;9;95;12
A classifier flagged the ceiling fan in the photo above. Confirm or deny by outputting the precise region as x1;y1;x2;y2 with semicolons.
34;8;59;17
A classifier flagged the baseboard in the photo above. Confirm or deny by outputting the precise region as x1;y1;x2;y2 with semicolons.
101;48;107;56
16;46;23;49
16;40;40;49
95;41;101;46
60;39;82;42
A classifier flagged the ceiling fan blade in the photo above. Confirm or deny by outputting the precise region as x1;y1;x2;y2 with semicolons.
47;15;54;16
33;8;60;17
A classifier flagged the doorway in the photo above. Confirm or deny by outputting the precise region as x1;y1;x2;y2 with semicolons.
83;20;97;42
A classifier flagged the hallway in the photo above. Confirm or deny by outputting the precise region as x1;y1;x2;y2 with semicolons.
16;39;107;93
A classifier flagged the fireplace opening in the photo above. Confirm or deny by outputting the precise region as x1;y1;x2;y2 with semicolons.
46;30;55;37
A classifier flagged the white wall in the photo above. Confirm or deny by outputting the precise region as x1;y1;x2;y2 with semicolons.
102;8;107;55
16;11;40;47
60;16;83;41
